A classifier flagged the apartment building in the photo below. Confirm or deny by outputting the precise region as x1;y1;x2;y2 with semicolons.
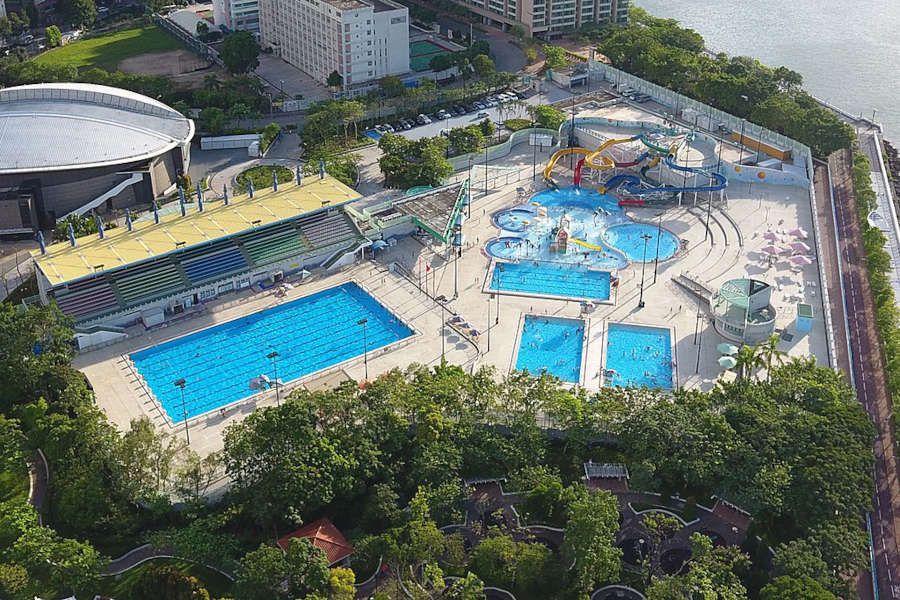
458;0;627;37
213;0;260;31
259;0;410;89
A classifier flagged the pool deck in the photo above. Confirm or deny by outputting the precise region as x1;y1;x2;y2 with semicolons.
76;99;833;464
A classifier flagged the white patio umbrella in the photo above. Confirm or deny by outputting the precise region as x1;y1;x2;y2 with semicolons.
718;356;737;369
790;241;811;253
763;231;779;241
761;245;780;255
789;227;809;239
791;255;813;266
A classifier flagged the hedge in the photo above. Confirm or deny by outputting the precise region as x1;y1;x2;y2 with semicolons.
849;150;900;435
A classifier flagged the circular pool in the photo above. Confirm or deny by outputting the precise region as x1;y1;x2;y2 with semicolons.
603;223;679;262
484;236;528;261
492;207;536;232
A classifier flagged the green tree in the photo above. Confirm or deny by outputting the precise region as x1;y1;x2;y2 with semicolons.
199;107;227;134
429;53;454;72
378;75;404;97
223;396;352;527
234;538;329;600
527;105;565;130
447;125;485;155
646;533;748;600
59;0;95;27
447;572;485;600
733;344;763;381
542;45;567;69
760;576;837;600
327;70;343;87
478;118;494;138
45;26;62;48
132;565;211;600
221;32;260;74
196;21;209;35
327;567;355;600
563;489;622;595
118;416;186;499
472;54;495;78
0;17;11;37
509;24;527;40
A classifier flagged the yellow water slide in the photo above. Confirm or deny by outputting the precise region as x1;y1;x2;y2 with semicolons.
584;136;639;169
542;147;590;182
569;238;607;251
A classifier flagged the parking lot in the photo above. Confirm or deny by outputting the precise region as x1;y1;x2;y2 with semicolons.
367;85;578;142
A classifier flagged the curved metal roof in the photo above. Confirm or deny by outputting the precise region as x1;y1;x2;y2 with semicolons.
0;83;194;174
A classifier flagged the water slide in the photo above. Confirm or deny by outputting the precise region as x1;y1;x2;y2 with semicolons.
569;237;607;251
598;155;727;204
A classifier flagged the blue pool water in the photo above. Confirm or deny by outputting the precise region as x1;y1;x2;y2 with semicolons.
487;187;629;269
604;323;673;389
131;283;413;422
490;261;611;301
492;208;535;232
516;316;585;383
603;223;679;262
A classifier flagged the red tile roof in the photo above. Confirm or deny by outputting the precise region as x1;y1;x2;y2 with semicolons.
277;517;355;565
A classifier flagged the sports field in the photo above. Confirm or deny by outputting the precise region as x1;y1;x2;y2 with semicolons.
409;39;454;72
34;25;185;71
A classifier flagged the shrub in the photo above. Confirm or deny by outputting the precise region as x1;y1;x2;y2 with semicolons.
504;118;531;131
235;165;294;193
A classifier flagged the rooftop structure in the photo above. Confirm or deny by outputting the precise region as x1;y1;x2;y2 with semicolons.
0;83;193;174
33;176;360;287
258;0;409;90
712;278;777;343
277;518;355;565
0;83;194;234
393;181;468;243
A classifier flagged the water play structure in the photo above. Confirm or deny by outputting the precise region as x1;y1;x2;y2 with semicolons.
543;131;728;204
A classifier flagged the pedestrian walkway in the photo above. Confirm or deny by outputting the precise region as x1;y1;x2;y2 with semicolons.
859;131;900;310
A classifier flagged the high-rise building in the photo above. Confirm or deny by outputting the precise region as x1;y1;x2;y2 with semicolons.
454;0;627;37
259;0;410;90
213;0;260;32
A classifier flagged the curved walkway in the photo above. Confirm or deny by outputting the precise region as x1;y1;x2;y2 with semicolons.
207;157;302;196
103;543;234;580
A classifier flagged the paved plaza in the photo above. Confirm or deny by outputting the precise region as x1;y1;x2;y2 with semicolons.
76;100;831;460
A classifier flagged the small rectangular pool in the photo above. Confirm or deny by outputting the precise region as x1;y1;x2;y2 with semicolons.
490;261;611;302
515;316;585;383
604;323;673;389
131;282;413;422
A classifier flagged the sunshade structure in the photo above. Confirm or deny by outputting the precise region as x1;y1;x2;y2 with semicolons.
791;255;813;266
789;227;808;239
761;245;780;255
717;343;738;355
790;241;811;254
718;355;737;368
763;231;779;241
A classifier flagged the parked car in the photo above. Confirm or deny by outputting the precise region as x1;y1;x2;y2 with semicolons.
401;119;413;130
373;125;386;134
392;121;405;132
453;105;466;115
633;93;652;103
472;101;485;110
382;123;395;133
417;114;431;124
466;103;479;113
477;112;490;118
437;109;451;120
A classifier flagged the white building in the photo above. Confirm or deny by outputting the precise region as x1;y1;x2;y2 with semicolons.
212;0;260;32
259;0;410;90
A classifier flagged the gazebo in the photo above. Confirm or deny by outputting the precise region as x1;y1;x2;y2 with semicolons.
277;517;355;566
711;278;776;344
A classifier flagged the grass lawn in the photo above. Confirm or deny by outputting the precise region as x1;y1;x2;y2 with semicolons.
235;165;294;192
96;558;232;598
34;25;185;71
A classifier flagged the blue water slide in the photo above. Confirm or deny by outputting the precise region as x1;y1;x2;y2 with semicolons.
603;159;727;198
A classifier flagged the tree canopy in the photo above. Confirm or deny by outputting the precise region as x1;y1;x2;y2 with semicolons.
221;32;260;74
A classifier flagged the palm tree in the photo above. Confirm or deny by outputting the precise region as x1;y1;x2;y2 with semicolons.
757;334;786;381
733;344;763;381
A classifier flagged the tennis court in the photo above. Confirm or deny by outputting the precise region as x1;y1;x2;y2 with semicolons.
410;40;455;72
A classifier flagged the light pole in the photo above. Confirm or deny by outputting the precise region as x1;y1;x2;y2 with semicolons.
356;319;368;380
487;293;493;353
652;212;663;284
266;351;281;405
484;139;489;197
638;233;652;308
439;299;447;361
173;378;190;445
494;265;502;324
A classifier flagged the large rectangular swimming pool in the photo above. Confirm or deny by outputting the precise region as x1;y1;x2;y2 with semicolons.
515;316;584;383
604;323;673;389
490;261;611;301
131;282;413;422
